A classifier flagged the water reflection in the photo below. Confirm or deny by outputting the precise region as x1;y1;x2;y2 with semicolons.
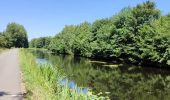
36;58;50;65
30;49;170;100
60;78;89;94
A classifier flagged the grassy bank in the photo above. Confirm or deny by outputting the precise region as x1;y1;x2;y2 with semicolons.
19;49;104;100
0;48;7;53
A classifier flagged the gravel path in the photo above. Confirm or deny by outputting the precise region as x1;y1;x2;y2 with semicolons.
0;49;22;100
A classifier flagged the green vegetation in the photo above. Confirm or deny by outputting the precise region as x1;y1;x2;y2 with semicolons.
29;37;51;48
0;22;28;48
0;48;7;53
19;49;106;100
30;1;170;67
31;49;170;100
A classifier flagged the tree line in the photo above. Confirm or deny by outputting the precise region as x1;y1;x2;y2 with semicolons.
30;1;170;66
29;37;51;48
0;23;29;48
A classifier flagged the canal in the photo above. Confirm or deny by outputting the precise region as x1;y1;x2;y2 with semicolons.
30;49;170;99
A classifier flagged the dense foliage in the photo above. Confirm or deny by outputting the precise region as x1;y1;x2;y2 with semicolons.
0;23;29;48
30;1;170;66
29;37;51;48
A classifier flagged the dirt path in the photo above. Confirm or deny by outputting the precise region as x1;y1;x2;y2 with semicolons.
0;49;22;100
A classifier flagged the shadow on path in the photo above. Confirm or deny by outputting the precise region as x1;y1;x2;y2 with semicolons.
0;91;9;96
0;91;23;100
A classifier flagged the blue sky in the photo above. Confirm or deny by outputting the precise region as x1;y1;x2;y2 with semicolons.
0;0;170;40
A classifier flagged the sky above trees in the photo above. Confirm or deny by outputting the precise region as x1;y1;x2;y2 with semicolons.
0;0;170;40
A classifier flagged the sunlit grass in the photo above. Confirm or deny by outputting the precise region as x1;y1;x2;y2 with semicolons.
19;49;105;100
0;48;7;53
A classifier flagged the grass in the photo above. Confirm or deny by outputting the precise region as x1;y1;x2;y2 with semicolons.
0;48;7;53
19;49;105;100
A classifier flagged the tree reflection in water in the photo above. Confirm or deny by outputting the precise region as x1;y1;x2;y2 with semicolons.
30;49;170;100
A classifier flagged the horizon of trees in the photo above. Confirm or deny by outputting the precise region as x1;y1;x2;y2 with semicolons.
0;23;29;48
29;37;51;48
30;1;170;66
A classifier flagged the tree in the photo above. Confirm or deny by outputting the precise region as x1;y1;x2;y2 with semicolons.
49;25;77;54
29;37;52;48
132;1;160;29
31;1;170;67
0;32;6;47
72;22;91;56
5;23;29;48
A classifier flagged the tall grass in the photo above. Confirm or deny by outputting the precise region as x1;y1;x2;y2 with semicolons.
19;49;104;100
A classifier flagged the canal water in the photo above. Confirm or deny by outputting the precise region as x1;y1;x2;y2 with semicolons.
30;49;170;99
